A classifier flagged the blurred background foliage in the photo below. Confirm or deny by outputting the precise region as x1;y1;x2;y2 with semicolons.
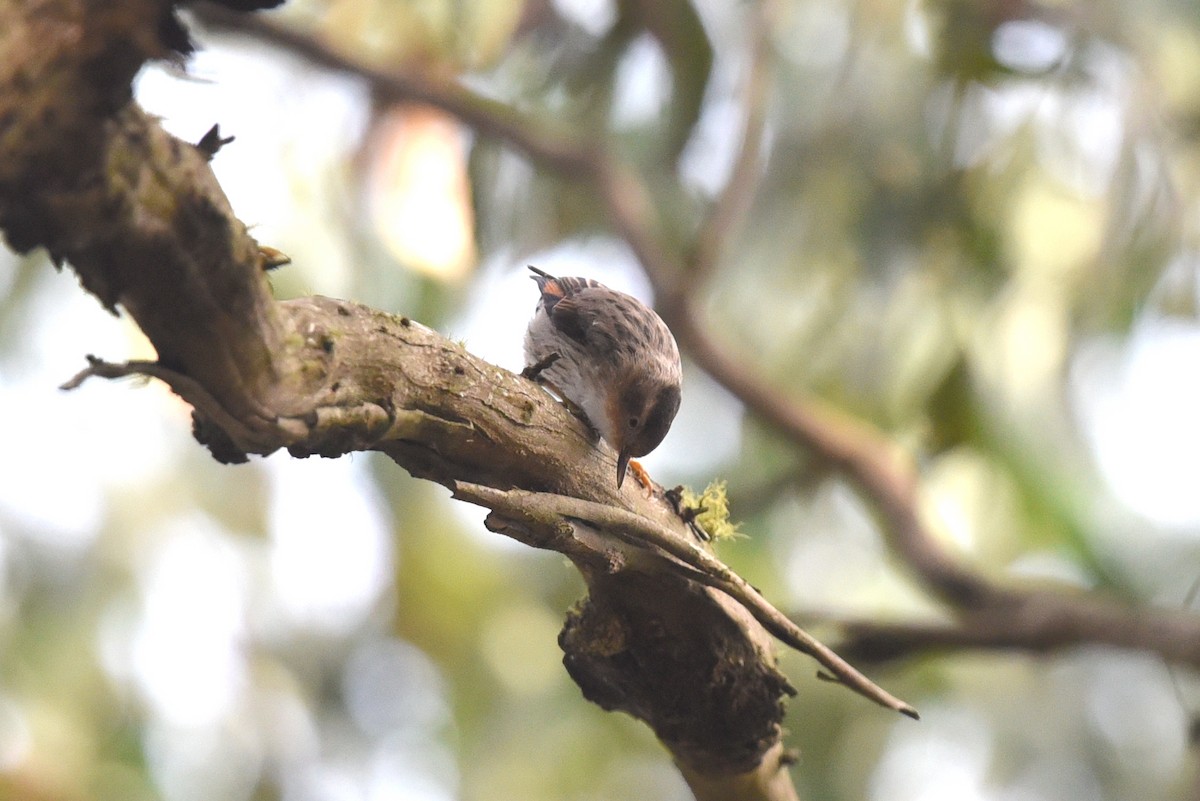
1;0;1200;799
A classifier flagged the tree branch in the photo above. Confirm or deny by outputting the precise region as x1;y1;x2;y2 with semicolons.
453;483;917;718
188;2;595;175
0;3;914;798
179;0;1200;679
833;590;1200;669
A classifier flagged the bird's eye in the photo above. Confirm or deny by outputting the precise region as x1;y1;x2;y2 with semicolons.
628;417;639;429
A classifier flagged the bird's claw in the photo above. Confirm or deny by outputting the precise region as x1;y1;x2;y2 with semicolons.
626;459;656;497
521;352;560;382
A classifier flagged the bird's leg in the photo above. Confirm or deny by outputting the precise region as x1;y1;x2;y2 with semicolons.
521;352;560;381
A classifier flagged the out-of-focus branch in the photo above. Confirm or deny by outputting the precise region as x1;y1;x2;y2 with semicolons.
687;0;774;282
595;155;1009;612
188;2;594;175
185;2;1200;676
832;593;1200;668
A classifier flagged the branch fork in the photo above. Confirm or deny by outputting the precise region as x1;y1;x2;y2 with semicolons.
453;482;919;720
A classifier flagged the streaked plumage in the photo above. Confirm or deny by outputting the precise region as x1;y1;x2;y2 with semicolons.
523;265;682;487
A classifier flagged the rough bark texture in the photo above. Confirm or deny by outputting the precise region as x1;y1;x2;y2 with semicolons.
563;574;793;771
0;1;803;795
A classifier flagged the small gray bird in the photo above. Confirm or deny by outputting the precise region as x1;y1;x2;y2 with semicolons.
523;265;682;488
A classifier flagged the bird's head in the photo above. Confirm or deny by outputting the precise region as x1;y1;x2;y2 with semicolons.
608;374;682;488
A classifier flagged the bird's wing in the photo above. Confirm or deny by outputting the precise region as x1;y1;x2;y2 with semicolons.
544;292;595;344
546;288;623;356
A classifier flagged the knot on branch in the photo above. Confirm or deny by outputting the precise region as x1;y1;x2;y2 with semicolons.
285;402;395;459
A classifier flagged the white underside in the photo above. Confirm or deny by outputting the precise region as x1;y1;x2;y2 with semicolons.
523;308;617;445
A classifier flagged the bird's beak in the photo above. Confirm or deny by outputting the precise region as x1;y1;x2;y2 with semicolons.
616;448;632;489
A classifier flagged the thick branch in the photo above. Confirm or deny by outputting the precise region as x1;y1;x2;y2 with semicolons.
451;482;799;780
0;5;287;437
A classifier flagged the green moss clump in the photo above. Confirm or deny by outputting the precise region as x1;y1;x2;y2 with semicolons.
679;480;743;542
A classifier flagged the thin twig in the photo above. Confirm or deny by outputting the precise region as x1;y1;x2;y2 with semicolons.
453;481;919;719
61;354;268;444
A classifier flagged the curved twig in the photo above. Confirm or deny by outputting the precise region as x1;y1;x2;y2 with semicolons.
60;354;272;444
453;482;919;719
